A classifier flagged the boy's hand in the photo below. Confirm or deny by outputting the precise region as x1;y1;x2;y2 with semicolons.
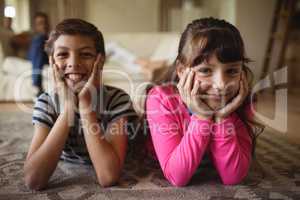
50;56;76;110
215;71;249;121
177;68;214;120
78;54;103;112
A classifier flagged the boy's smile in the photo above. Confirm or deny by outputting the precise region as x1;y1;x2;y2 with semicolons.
65;73;87;83
52;34;100;92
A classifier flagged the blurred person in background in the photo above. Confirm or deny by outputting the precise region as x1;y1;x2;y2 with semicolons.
28;12;50;97
0;17;15;60
3;17;14;32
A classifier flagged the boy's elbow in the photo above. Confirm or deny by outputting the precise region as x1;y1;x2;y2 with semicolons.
96;173;119;187
24;173;47;191
24;163;48;191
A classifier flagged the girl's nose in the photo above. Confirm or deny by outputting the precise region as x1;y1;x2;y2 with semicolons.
212;72;227;91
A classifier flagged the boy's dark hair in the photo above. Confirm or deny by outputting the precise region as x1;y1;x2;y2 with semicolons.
44;18;105;56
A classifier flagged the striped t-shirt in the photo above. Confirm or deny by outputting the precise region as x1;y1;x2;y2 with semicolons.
32;85;137;164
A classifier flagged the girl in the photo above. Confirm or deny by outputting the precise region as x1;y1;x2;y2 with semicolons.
24;19;136;190
145;17;264;187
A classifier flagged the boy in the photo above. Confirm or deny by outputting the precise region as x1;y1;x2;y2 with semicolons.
24;19;136;190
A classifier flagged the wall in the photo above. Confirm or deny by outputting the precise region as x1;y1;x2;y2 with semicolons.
14;0;30;32
84;0;160;34
5;0;30;33
3;0;277;80
167;0;222;32
166;0;276;80
29;0;159;33
0;0;4;25
29;0;85;30
235;0;276;81
218;0;236;25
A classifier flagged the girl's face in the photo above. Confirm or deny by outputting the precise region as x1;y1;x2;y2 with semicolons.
178;53;243;110
53;34;100;92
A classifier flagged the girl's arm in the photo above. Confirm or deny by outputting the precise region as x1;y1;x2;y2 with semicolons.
209;114;252;185
80;110;127;187
211;72;252;185
146;88;212;187
24;106;73;190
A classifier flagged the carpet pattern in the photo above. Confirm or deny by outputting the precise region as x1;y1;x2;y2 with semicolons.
0;112;300;199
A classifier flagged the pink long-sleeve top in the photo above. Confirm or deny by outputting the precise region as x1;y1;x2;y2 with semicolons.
146;85;253;187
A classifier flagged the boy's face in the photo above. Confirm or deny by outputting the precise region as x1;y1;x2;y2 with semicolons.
178;54;243;110
53;34;100;93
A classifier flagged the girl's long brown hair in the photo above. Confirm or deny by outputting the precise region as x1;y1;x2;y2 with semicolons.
131;17;264;158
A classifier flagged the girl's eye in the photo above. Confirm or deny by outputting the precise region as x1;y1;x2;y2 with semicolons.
198;68;212;75
227;68;240;75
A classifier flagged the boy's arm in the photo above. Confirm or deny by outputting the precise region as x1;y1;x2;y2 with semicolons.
24;106;73;190
80;111;127;187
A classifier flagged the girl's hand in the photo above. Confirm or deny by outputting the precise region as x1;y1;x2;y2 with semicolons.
50;56;76;110
177;68;213;120
78;54;103;111
215;71;249;121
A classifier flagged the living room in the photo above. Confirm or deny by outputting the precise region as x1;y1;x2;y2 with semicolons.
0;0;299;199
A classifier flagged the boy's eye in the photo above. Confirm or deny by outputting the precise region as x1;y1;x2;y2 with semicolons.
226;68;240;75
56;52;68;58
81;52;95;58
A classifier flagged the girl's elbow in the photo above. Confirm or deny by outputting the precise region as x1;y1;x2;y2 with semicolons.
170;179;188;187
222;178;242;185
162;164;190;187
165;172;189;187
221;156;251;185
222;176;245;185
221;169;249;185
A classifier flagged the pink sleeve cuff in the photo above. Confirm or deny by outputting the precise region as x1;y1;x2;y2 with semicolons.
213;113;239;138
189;115;213;137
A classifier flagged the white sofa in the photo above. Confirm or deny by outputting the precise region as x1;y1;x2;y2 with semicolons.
0;32;179;104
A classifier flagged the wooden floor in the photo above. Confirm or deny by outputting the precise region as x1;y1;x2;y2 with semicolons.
0;89;299;144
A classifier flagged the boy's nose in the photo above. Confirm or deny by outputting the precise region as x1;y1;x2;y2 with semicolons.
67;55;81;69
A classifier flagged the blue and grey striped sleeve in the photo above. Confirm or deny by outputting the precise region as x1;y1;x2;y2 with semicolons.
106;87;137;123
32;93;57;128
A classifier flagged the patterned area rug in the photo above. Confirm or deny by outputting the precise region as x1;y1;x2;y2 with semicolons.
0;111;300;200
